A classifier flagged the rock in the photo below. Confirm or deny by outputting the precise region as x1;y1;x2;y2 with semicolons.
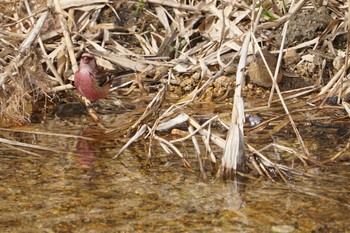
248;49;283;87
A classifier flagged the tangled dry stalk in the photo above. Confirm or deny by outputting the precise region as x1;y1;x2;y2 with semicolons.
0;0;349;179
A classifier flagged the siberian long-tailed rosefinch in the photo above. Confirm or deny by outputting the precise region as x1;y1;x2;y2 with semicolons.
74;53;112;101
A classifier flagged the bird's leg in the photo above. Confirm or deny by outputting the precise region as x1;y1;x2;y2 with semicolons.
77;94;101;124
82;96;92;108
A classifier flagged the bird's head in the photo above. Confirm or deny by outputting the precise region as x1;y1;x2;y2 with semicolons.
80;53;96;67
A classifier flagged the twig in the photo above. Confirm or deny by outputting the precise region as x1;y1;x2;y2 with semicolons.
251;34;310;158
54;0;78;72
114;124;148;159
0;137;66;153
24;0;64;85
142;0;202;12
256;0;308;30
0;127;94;140
170;115;218;143
221;31;250;174
189;125;206;178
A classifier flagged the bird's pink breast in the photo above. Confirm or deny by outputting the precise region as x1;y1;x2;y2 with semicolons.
74;70;109;101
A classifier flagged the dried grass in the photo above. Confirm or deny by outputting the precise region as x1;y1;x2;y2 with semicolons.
0;0;349;179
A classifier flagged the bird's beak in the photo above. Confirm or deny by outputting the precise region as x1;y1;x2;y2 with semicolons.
81;57;89;63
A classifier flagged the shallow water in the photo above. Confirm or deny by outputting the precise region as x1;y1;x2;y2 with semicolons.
0;114;349;233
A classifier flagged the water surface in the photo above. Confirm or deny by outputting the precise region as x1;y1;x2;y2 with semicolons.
0;115;349;233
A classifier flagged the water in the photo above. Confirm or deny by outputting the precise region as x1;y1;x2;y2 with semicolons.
0;114;349;233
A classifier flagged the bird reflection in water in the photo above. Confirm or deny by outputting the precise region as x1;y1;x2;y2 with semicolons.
75;129;101;170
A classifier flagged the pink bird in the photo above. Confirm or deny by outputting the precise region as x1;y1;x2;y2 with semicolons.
74;53;112;101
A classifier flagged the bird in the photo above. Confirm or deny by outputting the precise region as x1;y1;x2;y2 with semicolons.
74;53;113;101
248;49;283;88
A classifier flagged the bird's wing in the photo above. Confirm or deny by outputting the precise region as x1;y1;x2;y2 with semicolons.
92;66;111;88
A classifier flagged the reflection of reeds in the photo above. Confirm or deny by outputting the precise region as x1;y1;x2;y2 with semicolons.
0;127;94;158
